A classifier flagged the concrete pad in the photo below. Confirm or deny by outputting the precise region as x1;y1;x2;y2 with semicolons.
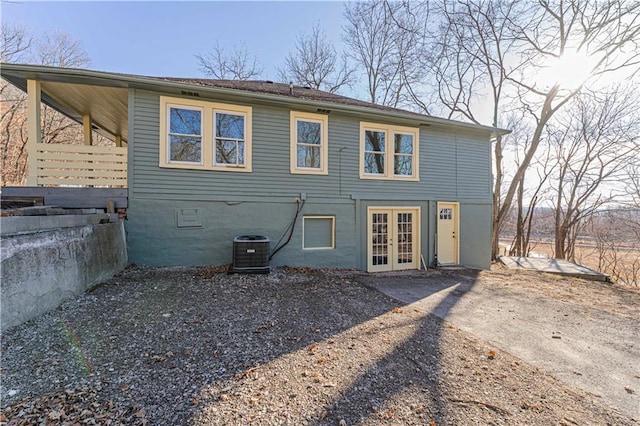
499;256;610;281
360;272;639;420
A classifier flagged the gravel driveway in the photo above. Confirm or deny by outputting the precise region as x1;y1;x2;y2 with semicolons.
363;268;640;420
2;266;636;425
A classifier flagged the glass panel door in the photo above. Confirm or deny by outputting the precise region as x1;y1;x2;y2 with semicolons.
395;212;413;265
371;212;389;270
368;207;420;272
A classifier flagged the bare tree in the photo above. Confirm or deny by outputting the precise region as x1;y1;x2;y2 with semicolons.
1;24;33;185
496;0;640;260
547;87;639;260
509;129;555;257
1;23;32;63
592;209;640;287
417;0;526;258
196;42;263;80
278;24;354;93
1;28;94;185
626;164;640;208
343;0;424;107
35;30;91;67
423;0;640;260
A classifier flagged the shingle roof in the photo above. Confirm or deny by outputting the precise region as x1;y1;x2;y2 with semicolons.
0;63;510;135
152;77;424;118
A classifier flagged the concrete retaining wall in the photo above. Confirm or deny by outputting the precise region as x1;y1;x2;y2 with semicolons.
1;219;127;330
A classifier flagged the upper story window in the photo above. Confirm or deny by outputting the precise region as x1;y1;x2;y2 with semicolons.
168;106;203;164
215;111;246;167
290;111;328;175
160;96;252;172
360;122;419;181
364;128;386;175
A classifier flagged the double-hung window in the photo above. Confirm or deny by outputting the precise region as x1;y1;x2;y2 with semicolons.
214;111;246;167
290;111;328;175
363;128;386;175
167;106;203;164
160;96;252;172
360;122;419;181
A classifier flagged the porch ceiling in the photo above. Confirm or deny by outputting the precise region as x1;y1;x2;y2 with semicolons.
39;81;129;143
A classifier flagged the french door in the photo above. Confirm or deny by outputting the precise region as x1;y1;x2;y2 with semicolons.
367;207;420;272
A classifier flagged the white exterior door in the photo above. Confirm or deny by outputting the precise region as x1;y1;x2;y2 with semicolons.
367;207;420;272
437;202;459;265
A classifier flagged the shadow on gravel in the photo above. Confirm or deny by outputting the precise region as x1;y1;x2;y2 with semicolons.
309;269;481;424
2;267;482;424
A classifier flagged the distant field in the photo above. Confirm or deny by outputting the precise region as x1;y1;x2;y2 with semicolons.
500;239;639;287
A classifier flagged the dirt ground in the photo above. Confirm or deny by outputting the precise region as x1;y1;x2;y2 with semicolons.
1;265;637;425
362;265;640;421
488;263;639;319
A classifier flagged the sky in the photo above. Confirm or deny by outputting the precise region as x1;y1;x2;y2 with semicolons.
2;1;346;79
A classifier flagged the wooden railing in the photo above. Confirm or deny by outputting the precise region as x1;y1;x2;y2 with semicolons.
30;143;127;187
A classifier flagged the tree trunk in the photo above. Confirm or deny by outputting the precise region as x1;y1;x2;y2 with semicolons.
491;135;503;259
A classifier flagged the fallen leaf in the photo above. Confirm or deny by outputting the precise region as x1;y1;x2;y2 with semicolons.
235;366;259;380
121;383;131;391
488;350;496;360
624;386;634;394
521;400;542;411
47;410;64;421
134;409;146;418
392;307;403;313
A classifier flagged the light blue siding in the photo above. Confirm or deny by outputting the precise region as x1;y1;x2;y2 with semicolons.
459;203;493;268
127;89;494;269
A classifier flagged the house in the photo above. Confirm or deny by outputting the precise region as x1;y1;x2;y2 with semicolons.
1;63;509;272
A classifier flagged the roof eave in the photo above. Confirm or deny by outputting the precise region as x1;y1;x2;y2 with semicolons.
1;63;511;136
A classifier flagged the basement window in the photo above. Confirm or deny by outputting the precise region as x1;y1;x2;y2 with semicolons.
302;216;335;250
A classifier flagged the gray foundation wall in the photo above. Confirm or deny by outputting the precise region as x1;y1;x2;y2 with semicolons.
1;220;127;330
126;197;492;270
126;198;357;268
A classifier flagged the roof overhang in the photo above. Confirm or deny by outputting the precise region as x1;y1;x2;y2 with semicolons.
1;63;511;140
1;63;130;143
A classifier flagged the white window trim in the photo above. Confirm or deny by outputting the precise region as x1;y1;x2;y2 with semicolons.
302;216;335;250
290;111;329;175
213;109;248;168
159;96;252;172
359;122;419;181
164;103;204;166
